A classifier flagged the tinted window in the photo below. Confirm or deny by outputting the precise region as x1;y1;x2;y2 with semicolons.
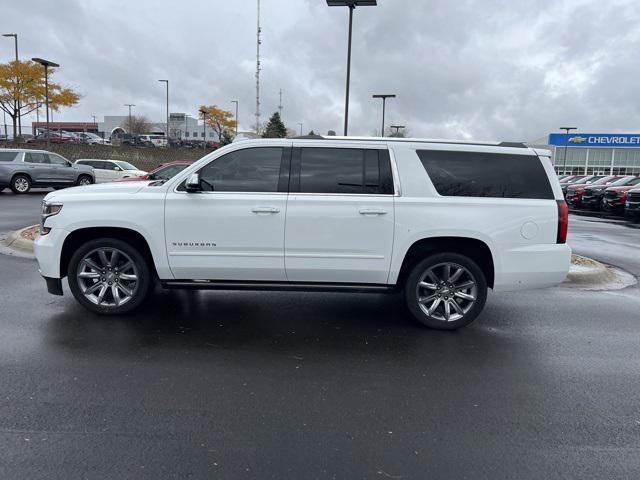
417;150;554;200
25;152;48;164
0;152;18;162
198;147;283;192
298;148;393;195
47;154;68;166
155;164;187;179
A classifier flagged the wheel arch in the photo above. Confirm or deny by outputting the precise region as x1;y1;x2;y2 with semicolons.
394;236;495;289
60;227;158;280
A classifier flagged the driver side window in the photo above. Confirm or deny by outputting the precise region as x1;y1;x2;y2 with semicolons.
47;154;68;166
198;147;284;192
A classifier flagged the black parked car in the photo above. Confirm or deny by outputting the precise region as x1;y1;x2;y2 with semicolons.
582;176;638;210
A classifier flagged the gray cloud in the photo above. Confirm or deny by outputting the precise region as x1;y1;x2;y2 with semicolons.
3;0;639;141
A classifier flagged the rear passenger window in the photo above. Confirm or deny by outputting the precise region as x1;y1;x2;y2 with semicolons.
417;150;554;200
0;152;18;162
25;152;48;164
298;148;393;195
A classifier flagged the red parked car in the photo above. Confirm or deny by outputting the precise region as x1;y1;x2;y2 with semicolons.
602;177;640;213
26;132;77;144
565;175;623;208
114;160;194;182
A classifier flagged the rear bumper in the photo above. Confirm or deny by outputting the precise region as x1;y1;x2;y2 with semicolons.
493;243;572;292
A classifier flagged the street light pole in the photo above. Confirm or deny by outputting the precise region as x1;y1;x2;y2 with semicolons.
200;109;207;148
3;33;20;138
326;1;377;136
559;126;577;174
231;100;239;137
372;94;396;137
158;80;169;143
124;104;135;136
298;122;303;136
32;58;59;148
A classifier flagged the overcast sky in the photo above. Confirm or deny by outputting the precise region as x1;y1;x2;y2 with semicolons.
3;0;640;141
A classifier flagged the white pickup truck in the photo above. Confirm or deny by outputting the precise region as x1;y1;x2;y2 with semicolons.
35;137;571;329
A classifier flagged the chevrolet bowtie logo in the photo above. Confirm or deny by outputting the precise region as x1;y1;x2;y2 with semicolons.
568;136;587;144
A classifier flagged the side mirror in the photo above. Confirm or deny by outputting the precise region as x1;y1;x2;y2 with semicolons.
185;173;201;192
113;166;121;171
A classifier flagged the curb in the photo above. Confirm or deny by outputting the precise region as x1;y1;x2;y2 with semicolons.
0;225;38;257
563;254;636;290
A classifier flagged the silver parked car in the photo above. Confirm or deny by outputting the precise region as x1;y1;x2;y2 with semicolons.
0;149;95;194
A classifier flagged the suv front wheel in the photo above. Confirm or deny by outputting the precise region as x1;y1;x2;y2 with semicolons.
405;253;487;330
68;238;151;315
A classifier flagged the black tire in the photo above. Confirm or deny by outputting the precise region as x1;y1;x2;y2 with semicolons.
404;252;488;330
10;174;31;194
77;174;93;186
67;237;151;315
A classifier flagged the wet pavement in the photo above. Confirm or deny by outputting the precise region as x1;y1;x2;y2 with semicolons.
1;191;639;479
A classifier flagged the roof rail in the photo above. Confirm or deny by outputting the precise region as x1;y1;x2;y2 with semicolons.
289;136;528;148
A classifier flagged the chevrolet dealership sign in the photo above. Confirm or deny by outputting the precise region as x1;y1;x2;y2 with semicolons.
548;133;640;147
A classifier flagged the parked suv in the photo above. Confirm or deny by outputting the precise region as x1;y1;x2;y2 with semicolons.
0;149;94;194
565;175;611;207
625;186;640;218
75;159;147;183
582;176;638;210
602;177;640;213
34;138;571;330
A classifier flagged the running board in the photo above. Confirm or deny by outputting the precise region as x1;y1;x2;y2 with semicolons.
161;280;396;294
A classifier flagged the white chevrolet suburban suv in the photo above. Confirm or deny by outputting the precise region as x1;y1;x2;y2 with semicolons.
34;137;571;329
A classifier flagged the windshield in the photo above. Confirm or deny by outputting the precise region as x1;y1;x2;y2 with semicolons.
613;176;639;186
591;176;614;185
567;176;587;183
114;161;138;171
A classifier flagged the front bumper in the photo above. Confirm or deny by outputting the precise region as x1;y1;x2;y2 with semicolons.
34;227;69;280
625;200;640;216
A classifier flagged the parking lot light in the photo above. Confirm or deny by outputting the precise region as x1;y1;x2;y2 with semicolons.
31;57;59;148
560;126;577;175
158;80;169;142
372;94;396;137
326;0;377;136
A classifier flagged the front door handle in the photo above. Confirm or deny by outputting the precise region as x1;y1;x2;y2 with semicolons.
251;207;280;214
359;208;387;216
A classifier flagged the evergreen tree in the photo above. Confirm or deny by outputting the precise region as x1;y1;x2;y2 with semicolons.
262;112;287;138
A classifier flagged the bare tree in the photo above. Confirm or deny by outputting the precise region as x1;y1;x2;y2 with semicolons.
122;115;152;135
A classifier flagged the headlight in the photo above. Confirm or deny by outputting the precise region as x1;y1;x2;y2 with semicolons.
40;201;63;235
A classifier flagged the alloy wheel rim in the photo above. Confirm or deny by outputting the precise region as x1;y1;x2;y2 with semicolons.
79;177;91;185
15;178;29;192
77;247;139;307
416;262;478;322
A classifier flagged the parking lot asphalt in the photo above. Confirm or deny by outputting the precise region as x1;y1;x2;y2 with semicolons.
1;191;639;479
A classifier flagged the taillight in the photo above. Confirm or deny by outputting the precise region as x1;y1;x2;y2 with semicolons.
557;200;568;244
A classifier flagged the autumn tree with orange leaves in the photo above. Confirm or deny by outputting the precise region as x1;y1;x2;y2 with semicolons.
0;60;80;139
199;105;237;145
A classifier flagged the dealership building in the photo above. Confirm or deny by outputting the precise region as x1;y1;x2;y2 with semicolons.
545;133;640;176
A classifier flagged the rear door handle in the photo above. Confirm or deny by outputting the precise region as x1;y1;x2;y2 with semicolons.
251;207;280;214
359;208;387;216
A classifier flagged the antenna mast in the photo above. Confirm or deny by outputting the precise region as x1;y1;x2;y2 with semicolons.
278;88;283;117
255;0;261;134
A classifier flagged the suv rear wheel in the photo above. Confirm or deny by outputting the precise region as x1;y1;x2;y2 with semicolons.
11;174;31;194
405;253;487;330
68;238;151;315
